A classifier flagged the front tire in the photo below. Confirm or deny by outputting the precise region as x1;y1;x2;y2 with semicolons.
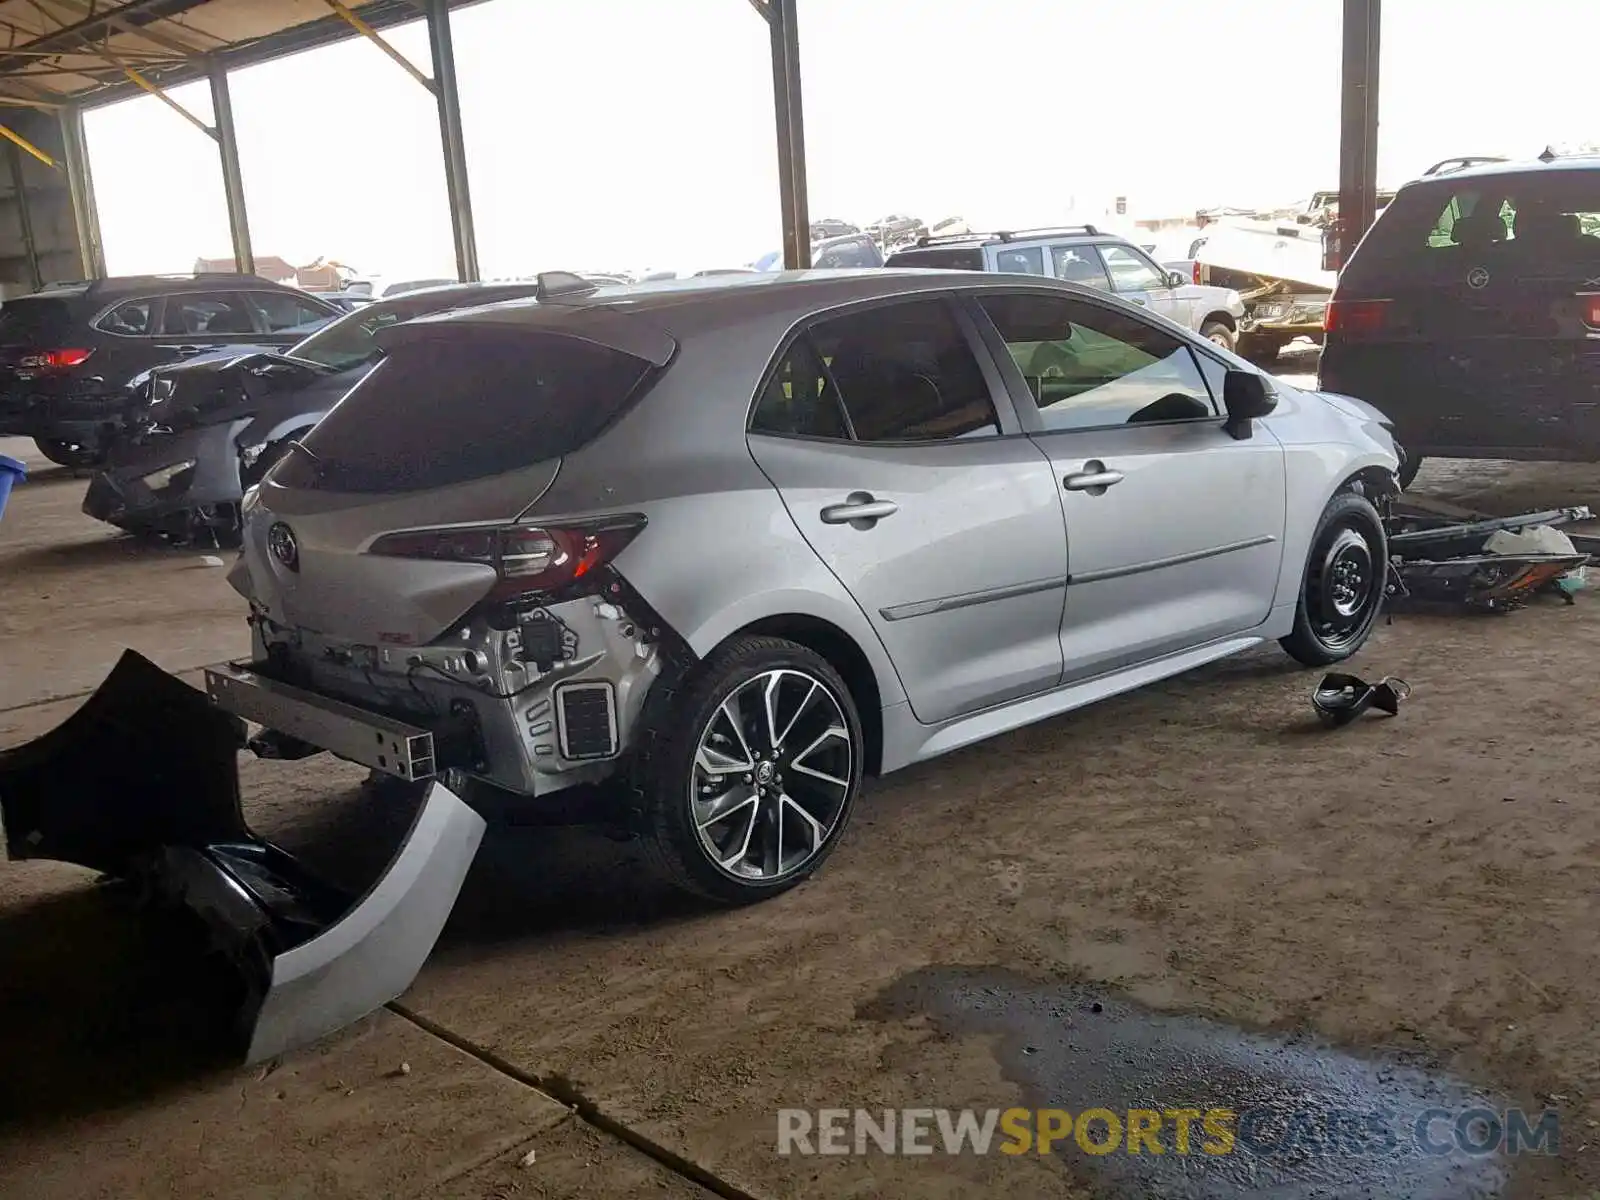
633;635;863;905
1200;321;1236;353
1397;452;1424;490
1280;491;1387;667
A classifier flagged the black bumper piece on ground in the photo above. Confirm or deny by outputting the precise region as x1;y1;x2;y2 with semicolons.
0;650;485;1063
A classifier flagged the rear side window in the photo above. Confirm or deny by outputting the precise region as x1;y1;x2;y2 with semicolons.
751;298;1000;443
97;298;156;335
161;293;254;335
1051;245;1111;288
0;297;74;344
281;329;657;493
994;246;1046;275
883;247;985;271
1348;171;1600;286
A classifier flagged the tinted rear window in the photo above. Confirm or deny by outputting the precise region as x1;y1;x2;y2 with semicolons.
0;297;75;344
279;328;657;493
884;247;985;271
1346;170;1600;287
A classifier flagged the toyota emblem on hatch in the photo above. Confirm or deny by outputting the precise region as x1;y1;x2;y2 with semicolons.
1467;266;1490;290
268;522;300;572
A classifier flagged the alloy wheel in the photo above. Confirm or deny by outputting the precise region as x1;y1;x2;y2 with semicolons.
689;668;853;882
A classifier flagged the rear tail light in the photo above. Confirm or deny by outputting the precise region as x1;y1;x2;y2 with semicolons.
18;348;93;370
1192;261;1202;285
1582;294;1600;329
368;515;646;602
1324;298;1391;337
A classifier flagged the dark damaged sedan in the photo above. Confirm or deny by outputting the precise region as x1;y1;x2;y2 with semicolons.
84;282;546;542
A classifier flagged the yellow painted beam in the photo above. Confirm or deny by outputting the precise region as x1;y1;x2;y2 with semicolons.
322;0;435;93
0;122;57;169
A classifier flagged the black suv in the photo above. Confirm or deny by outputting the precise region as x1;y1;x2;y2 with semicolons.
1320;155;1600;484
0;273;339;467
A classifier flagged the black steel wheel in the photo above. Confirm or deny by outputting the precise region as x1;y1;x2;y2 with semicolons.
632;634;863;905
1280;491;1387;666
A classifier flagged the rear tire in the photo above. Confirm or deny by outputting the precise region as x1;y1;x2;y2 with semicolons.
1200;321;1236;353
632;634;863;905
34;437;102;469
1280;491;1388;667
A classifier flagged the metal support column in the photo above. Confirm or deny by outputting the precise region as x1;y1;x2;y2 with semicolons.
7;141;42;291
1336;0;1381;269
209;62;255;276
766;0;811;270
425;0;479;282
58;105;104;279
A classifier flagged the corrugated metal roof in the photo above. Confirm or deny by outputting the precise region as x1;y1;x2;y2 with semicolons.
0;0;479;108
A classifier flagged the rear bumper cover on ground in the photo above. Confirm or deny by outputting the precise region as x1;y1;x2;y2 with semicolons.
0;650;484;1064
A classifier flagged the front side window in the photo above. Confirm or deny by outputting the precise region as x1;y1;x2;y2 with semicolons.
1096;245;1167;294
751;298;1001;443
247;291;333;332
977;292;1215;432
97;298;155;336
994;246;1046;275
160;293;255;336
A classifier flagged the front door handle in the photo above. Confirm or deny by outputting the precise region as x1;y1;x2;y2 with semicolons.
820;491;898;528
172;345;204;357
1129;298;1148;306
1063;461;1125;494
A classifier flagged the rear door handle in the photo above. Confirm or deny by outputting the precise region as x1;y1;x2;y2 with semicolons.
172;345;204;357
820;492;898;527
1063;463;1125;493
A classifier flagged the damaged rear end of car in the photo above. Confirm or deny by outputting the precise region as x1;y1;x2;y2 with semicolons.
1;285;686;1064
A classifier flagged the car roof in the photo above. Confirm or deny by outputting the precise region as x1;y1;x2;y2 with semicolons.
1399;153;1600;191
387;269;1109;350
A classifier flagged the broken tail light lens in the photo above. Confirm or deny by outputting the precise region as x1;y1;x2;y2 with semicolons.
1192;262;1202;285
1324;298;1391;338
18;348;93;370
368;516;646;601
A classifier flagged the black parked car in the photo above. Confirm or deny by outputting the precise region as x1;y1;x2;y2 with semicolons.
1320;155;1600;485
0;274;339;467
85;282;549;543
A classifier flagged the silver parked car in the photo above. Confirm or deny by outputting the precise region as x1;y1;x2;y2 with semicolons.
885;226;1248;352
216;270;1399;904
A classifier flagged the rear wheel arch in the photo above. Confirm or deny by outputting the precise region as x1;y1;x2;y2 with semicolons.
737;614;885;776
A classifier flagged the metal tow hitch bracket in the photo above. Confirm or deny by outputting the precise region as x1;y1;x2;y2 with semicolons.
0;650;484;1065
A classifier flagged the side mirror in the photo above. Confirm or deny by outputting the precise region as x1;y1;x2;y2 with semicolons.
1166;269;1187;288
1222;370;1278;440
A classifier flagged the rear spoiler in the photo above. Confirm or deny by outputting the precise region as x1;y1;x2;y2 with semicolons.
378;299;678;369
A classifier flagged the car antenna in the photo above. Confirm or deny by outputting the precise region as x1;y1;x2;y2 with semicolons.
534;271;600;302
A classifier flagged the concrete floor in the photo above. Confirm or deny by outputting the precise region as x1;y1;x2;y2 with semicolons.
3;401;1600;1198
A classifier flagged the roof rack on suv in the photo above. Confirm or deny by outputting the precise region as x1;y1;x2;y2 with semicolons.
1420;155;1509;178
913;224;1100;248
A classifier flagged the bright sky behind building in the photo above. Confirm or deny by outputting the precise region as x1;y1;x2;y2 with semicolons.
82;0;1595;281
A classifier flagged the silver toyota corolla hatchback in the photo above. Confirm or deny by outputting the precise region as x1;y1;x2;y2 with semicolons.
218;270;1400;903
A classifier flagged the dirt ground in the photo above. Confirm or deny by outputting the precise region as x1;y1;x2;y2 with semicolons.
4;401;1600;1199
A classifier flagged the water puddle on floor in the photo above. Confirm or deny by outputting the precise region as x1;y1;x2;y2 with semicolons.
863;967;1513;1199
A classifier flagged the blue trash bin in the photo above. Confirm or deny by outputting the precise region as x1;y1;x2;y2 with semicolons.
0;453;25;525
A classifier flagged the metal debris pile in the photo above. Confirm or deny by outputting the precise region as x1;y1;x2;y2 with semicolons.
1385;497;1592;612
